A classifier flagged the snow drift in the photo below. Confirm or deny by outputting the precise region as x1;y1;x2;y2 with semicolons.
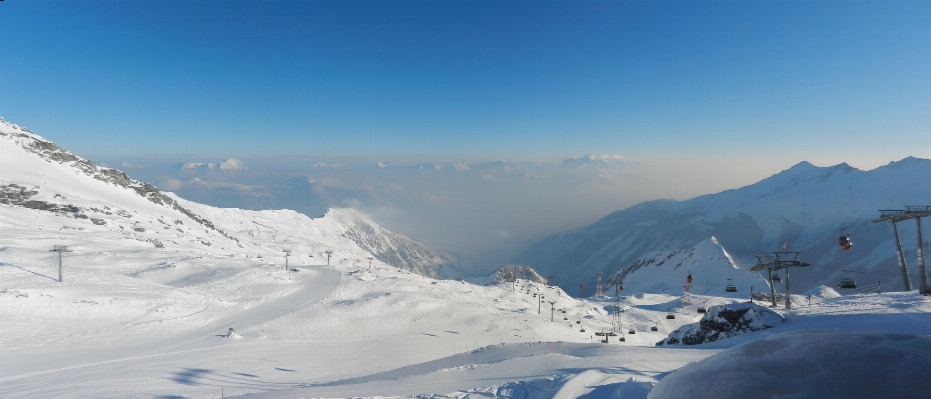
649;330;931;399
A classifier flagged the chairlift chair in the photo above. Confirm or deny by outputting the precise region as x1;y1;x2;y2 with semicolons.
650;325;659;332
725;285;738;292
838;270;857;289
619;335;626;342
580;326;586;332
697;306;707;313
772;273;782;282
666;314;676;319
838;278;857;289
628;329;635;334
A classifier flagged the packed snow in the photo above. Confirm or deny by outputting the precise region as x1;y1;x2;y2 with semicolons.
2;118;930;398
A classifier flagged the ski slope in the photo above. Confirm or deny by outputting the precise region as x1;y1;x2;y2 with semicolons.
2;118;930;398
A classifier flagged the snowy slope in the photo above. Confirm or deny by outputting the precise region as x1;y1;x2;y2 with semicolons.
0;118;451;278
517;158;931;296
2;118;929;399
611;237;770;299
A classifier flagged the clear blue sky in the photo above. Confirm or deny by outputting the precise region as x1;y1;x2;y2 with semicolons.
2;0;929;165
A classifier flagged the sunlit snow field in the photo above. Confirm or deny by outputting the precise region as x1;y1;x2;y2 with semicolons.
2;121;930;398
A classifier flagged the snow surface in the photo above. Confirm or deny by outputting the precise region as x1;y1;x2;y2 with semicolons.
649;330;931;399
2;118;930;398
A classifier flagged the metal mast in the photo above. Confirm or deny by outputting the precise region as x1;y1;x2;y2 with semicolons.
753;255;778;307
751;252;810;310
282;249;291;271
49;245;72;282
873;207;931;292
595;272;603;297
907;206;930;294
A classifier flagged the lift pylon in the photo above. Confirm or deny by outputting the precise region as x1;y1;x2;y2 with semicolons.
751;252;810;310
873;206;931;294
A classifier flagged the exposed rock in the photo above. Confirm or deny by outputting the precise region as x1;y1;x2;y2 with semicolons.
495;264;548;284
656;302;784;346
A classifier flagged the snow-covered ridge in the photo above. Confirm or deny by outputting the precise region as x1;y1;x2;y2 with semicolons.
0;117;454;277
517;156;931;295
0;118;243;246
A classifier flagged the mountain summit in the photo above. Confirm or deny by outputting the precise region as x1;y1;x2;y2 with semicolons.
515;157;931;295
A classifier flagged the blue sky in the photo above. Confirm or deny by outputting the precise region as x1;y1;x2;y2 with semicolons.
2;1;930;255
3;0;929;164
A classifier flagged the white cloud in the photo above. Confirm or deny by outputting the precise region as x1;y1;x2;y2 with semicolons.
219;158;244;170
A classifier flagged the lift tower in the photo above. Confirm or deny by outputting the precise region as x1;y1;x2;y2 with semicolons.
751;252;810;310
872;206;931;293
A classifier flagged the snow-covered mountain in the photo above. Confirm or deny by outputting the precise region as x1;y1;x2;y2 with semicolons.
0;118;452;277
516;158;931;296
611;237;770;298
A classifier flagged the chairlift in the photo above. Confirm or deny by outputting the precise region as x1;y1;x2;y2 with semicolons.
650;324;659;332
580;326;586;332
619;336;626;342
772;273;782;282
666;314;676;319
838;270;857;289
697;306;707;313
628;329;635;334
725;285;738;293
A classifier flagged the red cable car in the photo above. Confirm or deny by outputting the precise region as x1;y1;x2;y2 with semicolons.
838;229;852;251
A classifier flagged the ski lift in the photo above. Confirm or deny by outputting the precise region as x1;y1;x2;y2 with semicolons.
838;229;853;251
725;285;737;292
650;324;659;332
838;271;857;289
628;329;635;334
580;326;586;332
666;314;675;319
697;306;707;313
687;271;693;284
772;273;782;282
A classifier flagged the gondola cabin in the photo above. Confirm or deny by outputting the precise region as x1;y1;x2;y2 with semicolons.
839;235;853;251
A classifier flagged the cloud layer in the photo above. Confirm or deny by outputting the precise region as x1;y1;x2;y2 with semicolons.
101;154;780;268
